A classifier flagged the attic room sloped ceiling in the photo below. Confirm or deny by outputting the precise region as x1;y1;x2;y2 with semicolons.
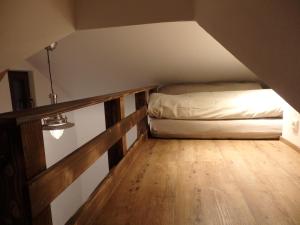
2;0;300;112
28;22;256;99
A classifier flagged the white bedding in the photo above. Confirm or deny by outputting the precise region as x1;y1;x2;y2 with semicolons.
148;89;284;120
159;82;262;95
150;118;282;139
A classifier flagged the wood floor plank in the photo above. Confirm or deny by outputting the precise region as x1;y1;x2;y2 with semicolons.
85;139;300;225
257;141;300;187
221;140;296;225
243;140;298;225
174;141;202;225
249;141;300;224
128;140;177;225
197;140;257;225
94;139;158;225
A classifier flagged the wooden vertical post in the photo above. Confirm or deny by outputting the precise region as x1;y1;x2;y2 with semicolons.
104;97;127;169
0;119;31;225
135;91;148;137
20;120;52;225
20;121;48;179
0;119;52;225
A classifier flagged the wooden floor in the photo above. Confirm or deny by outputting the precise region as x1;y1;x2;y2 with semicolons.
94;139;300;225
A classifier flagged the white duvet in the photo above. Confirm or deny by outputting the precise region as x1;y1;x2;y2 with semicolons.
148;89;284;120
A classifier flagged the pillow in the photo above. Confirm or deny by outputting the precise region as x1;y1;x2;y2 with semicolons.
159;82;262;95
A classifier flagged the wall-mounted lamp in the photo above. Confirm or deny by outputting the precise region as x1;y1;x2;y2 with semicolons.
42;42;74;139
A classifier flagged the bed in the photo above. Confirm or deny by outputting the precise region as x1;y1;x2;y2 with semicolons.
148;82;284;139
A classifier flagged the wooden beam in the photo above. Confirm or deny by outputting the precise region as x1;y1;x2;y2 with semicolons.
135;91;148;137
20;121;48;179
0;85;157;124
0;119;32;225
20;120;52;225
105;97;127;169
28;107;147;218
66;134;149;225
32;207;52;225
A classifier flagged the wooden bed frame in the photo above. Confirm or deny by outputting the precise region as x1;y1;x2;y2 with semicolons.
0;85;157;225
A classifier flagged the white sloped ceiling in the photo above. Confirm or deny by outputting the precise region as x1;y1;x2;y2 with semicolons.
194;0;300;112
28;21;256;99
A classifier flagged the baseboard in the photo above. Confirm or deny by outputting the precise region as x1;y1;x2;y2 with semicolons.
280;136;300;152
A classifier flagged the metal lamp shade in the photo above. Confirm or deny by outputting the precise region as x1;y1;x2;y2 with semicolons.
42;114;74;130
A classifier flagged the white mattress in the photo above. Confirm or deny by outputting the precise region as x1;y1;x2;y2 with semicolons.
159;82;262;95
148;89;284;120
150;118;282;139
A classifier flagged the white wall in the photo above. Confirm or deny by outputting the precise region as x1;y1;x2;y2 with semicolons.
73;95;138;201
43;126;82;225
282;103;300;147
73;104;109;201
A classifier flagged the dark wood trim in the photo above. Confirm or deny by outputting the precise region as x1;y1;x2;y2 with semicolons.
0;119;32;225
20;120;52;225
32;208;52;225
135;91;148;137
105;97;127;169
28;107;147;218
0;85;157;124
0;85;156;224
20;121;47;179
8;71;33;112
66;134;149;225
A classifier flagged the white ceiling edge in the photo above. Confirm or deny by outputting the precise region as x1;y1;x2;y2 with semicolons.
28;21;257;99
